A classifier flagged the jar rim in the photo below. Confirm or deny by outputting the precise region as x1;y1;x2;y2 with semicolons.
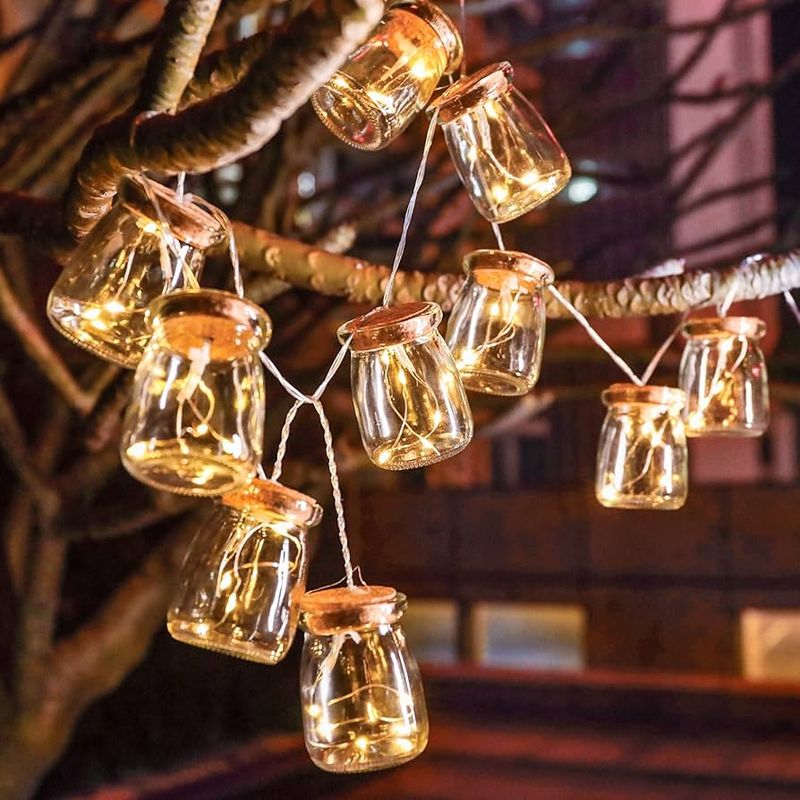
387;0;463;75
429;61;513;124
222;478;323;527
147;289;272;359
682;316;766;340
338;301;443;351
299;585;406;634
120;175;227;250
602;383;686;409
464;248;554;284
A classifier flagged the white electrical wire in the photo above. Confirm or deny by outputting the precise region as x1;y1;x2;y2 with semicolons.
382;108;439;307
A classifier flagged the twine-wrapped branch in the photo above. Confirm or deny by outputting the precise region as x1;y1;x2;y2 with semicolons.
234;223;800;318
63;0;384;236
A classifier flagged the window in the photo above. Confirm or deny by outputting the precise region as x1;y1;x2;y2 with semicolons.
742;609;800;682
472;602;585;670
403;599;459;665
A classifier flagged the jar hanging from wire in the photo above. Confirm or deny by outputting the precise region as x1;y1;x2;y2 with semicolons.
312;0;462;150
446;249;554;395
429;61;571;223
299;585;428;773
168;479;322;664
47;175;226;368
679;317;769;437
596;384;688;510
121;289;271;496
338;302;473;469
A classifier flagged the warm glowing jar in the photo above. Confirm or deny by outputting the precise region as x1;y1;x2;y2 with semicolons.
429;61;571;223
312;0;462;150
446;249;554;395
679;317;769;437
121;289;271;496
299;585;428;773
596;384;688;510
338;302;473;469
47;175;225;368
168;479;322;663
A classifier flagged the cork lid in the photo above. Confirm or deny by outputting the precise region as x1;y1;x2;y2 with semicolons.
299;585;405;634
120;175;226;250
465;249;554;292
682;316;766;340
602;383;686;410
148;289;272;360
222;478;323;527
388;0;463;75
429;61;513;124
338;302;442;351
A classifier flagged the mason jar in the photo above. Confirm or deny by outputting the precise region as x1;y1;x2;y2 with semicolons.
299;585;428;773
679;317;769;437
446;249;554;395
596;384;688;510
429;61;571;222
168;479;322;664
312;0;462;150
121;289;271;496
47;175;226;368
338;301;473;469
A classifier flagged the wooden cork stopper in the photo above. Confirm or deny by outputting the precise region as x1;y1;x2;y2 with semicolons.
300;586;403;634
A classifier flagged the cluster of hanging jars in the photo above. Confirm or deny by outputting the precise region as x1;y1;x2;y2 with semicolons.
595;316;770;511
47;168;432;772
46;0;775;775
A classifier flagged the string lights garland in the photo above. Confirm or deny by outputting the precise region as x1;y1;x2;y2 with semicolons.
42;0;790;774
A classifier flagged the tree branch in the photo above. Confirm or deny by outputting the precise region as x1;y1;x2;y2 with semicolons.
0;262;92;413
136;0;222;113
234;223;800;318
63;0;384;236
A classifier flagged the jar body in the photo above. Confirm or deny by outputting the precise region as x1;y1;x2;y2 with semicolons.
440;87;571;222
47;199;205;368
350;329;473;469
679;331;769;437
121;322;265;496
168;505;308;664
300;620;428;772
312;6;454;150
446;270;547;395
596;399;688;510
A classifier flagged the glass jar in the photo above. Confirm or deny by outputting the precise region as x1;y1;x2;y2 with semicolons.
121;289;271;496
338;302;473;469
596;384;688;510
168;479;322;664
312;0;462;150
47;175;226;368
446;249;553;395
429;61;571;223
299;585;428;773
679;317;769;437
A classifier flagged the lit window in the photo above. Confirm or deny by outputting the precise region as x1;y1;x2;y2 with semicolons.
742;609;800;682
403;599;458;664
472;602;585;670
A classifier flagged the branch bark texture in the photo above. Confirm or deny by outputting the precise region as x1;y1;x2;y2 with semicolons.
64;0;384;236
234;223;800;318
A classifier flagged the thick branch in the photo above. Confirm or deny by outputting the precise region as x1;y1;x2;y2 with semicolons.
234;224;800;318
136;0;222;113
64;0;384;236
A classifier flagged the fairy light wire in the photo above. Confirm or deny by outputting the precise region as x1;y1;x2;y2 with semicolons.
382;108;439;307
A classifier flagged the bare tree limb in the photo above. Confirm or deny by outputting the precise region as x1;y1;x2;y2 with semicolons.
233;223;800;317
136;0;222;113
63;0;384;236
0;262;92;413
